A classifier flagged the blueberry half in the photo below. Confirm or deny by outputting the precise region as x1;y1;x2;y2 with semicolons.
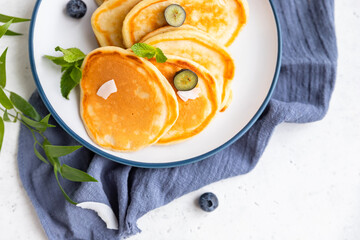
199;192;219;212
66;0;87;19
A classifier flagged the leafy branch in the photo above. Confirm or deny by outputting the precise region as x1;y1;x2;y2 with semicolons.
0;13;97;205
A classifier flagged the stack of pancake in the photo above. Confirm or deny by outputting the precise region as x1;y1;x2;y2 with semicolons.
80;0;249;151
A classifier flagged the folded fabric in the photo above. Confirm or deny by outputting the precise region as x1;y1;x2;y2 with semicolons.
18;0;337;239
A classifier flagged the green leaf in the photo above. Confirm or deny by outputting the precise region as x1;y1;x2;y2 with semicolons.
131;43;156;59
131;43;167;63
61;66;68;73
46;47;85;99
75;59;84;67
42;139;57;166
42;138;51;148
44;145;82;158
0;87;12;109
3;110;11;122
33;142;48;164
21;115;55;132
54;165;77;205
60;164;97;182
10;92;41;121
155;48;168;63
0;19;13;39
0;117;4;152
0;47;8;88
4;29;21;36
45;55;71;67
40;113;51;124
70;66;82;84
0;14;30;23
60;67;78;99
55;46;86;63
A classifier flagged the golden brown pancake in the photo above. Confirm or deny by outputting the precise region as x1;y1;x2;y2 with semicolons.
143;29;235;111
149;55;220;144
122;0;249;48
139;25;199;43
80;46;179;151
91;0;143;48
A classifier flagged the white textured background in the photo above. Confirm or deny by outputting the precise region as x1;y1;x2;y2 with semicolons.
0;0;359;239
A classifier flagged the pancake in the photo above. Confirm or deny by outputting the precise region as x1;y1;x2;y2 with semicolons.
80;46;179;151
149;55;220;144
122;0;249;48
91;0;143;48
143;29;235;111
139;25;199;43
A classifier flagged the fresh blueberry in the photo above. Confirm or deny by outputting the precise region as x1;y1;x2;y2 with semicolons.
66;0;87;19
199;192;219;212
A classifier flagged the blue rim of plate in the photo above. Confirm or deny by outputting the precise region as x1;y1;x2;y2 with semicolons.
29;0;282;168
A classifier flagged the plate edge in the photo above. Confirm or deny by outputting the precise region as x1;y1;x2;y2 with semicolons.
28;0;282;168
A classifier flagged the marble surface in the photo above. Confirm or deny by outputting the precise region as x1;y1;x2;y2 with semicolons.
0;0;359;239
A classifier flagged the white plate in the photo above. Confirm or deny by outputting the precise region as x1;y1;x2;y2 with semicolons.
29;0;281;168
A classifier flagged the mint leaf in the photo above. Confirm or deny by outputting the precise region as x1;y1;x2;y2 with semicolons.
0;14;30;23
10;92;41;121
70;66;82;84
44;145;82;158
155;48;167;63
61;67;78;99
0;87;13;109
60;164;98;182
55;46;86;63
131;43;167;63
0;117;4;151
0;47;8;87
45;55;71;67
131;43;156;59
46;46;86;99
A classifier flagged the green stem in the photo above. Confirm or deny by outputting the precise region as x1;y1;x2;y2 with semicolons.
54;165;77;205
0;106;17;119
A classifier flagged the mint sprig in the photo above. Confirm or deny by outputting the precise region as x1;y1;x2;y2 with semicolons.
131;43;168;63
0;14;98;205
45;46;86;99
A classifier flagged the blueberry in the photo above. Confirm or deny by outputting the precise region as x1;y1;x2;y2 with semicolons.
66;0;87;19
199;192;218;212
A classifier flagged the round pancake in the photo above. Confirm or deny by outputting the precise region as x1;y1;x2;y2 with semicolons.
122;0;249;48
143;29;235;111
149;55;220;144
139;25;199;43
91;0;143;48
80;46;179;151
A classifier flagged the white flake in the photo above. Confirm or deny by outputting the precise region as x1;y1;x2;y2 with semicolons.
77;202;119;230
177;88;201;102
97;79;117;100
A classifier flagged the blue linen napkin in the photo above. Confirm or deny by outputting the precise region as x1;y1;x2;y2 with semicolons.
18;0;337;239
